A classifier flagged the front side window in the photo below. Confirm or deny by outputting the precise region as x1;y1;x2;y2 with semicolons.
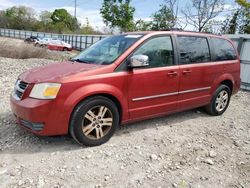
178;36;211;64
71;34;143;65
133;36;174;68
211;38;237;61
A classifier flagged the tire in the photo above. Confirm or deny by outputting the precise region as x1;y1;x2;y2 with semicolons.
69;96;119;146
205;84;231;116
63;47;68;51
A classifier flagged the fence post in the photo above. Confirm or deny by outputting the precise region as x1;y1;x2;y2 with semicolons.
85;36;88;48
75;36;77;49
71;35;73;46
80;36;82;50
91;36;94;45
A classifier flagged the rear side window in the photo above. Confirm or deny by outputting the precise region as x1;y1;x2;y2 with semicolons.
177;36;210;64
211;38;237;61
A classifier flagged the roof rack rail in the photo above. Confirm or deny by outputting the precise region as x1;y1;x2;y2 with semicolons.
156;28;221;35
159;28;183;31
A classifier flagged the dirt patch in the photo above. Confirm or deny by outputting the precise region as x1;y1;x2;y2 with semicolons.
0;57;249;188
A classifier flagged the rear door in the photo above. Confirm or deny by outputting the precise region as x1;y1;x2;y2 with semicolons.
177;35;220;110
127;35;180;120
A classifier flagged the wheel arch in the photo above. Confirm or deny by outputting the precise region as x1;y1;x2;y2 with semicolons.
212;74;235;94
64;83;127;134
220;79;233;93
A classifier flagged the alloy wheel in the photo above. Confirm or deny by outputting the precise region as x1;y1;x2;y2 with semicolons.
81;105;113;140
215;90;229;112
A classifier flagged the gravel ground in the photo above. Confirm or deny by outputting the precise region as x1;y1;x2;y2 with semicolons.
0;57;250;188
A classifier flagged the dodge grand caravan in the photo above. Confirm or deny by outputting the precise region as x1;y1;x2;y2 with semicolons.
10;31;241;146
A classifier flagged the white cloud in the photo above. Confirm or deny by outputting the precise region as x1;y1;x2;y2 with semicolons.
0;0;15;10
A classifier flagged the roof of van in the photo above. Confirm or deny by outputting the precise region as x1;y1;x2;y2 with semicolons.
126;30;222;38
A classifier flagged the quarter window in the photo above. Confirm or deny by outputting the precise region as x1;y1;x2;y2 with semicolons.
211;38;237;61
133;36;174;68
177;36;210;64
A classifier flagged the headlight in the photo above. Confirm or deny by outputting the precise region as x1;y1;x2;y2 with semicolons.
29;83;61;99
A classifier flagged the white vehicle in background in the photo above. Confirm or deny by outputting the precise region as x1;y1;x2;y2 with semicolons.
34;38;60;47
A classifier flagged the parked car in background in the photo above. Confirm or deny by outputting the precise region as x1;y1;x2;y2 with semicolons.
10;30;240;146
34;38;60;47
48;40;72;51
24;36;39;43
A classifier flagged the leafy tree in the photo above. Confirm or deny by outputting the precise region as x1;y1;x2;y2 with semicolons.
236;0;250;8
100;0;135;32
151;4;175;30
182;0;225;32
133;19;152;31
221;10;240;34
81;18;95;34
164;0;180;28
4;6;36;30
51;9;80;33
0;10;9;28
236;0;250;33
221;1;249;34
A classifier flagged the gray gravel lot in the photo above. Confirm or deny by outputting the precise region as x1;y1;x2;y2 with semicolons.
0;57;250;188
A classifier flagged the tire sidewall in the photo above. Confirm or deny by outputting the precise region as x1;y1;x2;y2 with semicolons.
70;97;119;146
211;85;231;115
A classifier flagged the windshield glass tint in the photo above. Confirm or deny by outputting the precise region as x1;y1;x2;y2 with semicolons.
72;34;143;65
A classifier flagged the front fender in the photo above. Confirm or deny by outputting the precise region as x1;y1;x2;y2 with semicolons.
63;83;128;124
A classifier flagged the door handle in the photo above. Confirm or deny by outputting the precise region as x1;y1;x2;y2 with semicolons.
167;71;178;77
182;69;192;75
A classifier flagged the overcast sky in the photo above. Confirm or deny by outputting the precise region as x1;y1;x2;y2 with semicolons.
0;0;237;30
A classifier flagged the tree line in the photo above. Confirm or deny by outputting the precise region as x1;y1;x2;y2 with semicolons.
101;0;249;34
0;0;249;34
0;6;101;34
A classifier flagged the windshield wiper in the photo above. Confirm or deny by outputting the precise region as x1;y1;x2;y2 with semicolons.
69;58;91;64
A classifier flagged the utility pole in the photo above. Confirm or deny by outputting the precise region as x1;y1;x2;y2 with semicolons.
74;0;77;18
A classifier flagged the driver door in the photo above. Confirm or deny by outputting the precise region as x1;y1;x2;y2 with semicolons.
127;36;180;120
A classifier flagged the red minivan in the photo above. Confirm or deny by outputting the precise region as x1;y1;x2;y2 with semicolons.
10;31;241;146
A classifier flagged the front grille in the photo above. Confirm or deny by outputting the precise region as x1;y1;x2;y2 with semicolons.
13;80;28;100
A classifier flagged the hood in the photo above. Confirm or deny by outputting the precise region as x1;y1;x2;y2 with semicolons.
19;61;102;83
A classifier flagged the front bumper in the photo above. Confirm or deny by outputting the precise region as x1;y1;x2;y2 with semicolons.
10;96;69;136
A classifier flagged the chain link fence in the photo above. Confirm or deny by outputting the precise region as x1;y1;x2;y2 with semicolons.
0;28;108;50
225;34;250;91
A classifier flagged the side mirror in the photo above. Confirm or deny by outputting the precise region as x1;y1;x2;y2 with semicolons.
129;55;149;68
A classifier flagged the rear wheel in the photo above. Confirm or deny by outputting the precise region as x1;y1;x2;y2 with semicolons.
205;84;231;116
70;96;119;146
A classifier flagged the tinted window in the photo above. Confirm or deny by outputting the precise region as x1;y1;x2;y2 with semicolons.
178;36;210;64
212;38;237;61
133;36;174;67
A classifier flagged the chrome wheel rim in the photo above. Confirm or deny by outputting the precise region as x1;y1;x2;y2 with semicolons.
82;105;113;140
215;90;229;112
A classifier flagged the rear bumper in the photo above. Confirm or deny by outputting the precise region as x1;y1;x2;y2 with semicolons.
10;95;69;136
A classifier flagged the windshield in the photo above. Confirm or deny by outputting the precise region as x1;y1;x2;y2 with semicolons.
71;34;143;65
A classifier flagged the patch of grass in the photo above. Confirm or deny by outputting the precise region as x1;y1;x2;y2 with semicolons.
0;43;49;59
0;37;77;60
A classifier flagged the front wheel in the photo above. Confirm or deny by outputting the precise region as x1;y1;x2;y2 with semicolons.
70;96;119;146
205;85;231;116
